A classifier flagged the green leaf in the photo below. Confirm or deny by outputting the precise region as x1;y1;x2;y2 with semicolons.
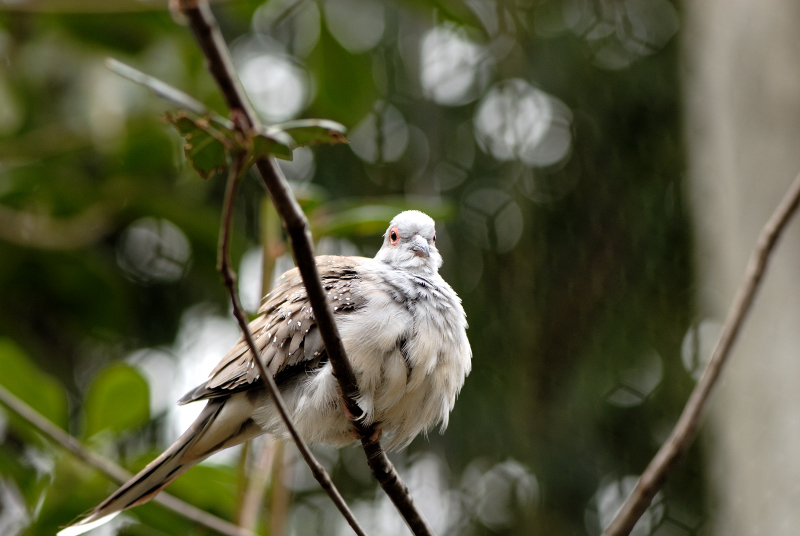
0;338;68;433
84;362;149;438
164;463;237;515
252;127;296;162
165;112;232;180
271;119;348;147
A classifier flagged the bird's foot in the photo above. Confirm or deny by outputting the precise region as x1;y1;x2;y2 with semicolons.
338;393;381;442
342;402;357;421
349;425;382;442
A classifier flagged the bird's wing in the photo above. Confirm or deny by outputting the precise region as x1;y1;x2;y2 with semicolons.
178;255;371;404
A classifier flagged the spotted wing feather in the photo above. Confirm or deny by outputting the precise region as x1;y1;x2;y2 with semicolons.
178;256;369;405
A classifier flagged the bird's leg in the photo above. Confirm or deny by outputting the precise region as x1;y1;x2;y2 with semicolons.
338;392;382;442
342;401;357;421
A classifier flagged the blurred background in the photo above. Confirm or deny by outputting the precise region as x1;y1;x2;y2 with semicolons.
1;0;798;535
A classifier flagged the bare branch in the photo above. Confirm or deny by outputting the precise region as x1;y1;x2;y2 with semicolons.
360;440;433;535
216;151;367;536
0;384;253;536
237;438;276;531
178;1;434;535
106;58;210;117
268;442;292;536
603;171;800;536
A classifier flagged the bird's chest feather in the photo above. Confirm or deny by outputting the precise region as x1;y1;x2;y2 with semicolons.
336;274;467;438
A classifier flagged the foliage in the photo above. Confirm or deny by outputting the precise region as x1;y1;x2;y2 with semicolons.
0;1;699;535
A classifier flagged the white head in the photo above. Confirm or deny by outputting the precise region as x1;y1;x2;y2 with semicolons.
374;210;442;275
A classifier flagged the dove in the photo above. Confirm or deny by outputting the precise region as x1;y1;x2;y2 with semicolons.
59;210;471;535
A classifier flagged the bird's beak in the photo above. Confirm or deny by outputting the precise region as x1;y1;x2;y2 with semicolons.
410;235;430;257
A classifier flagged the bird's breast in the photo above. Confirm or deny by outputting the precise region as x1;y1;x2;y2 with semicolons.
331;275;469;448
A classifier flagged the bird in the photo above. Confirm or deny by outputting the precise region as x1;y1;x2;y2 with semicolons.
59;210;472;535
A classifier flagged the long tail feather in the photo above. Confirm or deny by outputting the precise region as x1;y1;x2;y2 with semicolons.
59;393;263;536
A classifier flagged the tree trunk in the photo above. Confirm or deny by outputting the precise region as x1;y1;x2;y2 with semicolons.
683;1;800;534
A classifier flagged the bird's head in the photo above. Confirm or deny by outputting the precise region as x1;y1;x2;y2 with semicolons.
374;210;442;275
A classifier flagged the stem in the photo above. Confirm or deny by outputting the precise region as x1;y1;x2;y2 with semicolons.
237;438;276;532
603;172;800;536
216;153;367;536
178;1;433;534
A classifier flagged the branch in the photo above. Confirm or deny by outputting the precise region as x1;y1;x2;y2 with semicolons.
178;2;434;535
603;171;800;536
267;442;292;536
237;438;276;531
0;384;252;536
360;440;433;535
216;152;366;536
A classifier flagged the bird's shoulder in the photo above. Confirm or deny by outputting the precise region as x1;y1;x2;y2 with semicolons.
178;255;377;404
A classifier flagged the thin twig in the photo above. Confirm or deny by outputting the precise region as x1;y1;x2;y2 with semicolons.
0;384;253;536
268;442;291;536
216;152;367;536
238;227;280;533
237;438;276;531
603;172;800;536
179;1;434;535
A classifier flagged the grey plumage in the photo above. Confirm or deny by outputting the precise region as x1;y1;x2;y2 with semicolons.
59;210;471;535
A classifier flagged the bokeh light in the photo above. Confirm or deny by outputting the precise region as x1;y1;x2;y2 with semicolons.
420;24;492;106
349;102;409;164
252;0;321;58
116;217;192;284
462;188;524;254
324;0;385;53
604;347;663;408
474;79;572;167
239;53;310;122
278;146;316;183
563;0;680;69
681;320;722;381
586;475;664;536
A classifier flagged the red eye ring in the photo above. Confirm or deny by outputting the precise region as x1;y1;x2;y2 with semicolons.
389;226;400;245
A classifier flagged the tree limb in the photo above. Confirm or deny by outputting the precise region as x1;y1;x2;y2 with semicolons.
0;384;253;536
215;152;367;536
178;1;434;534
603;171;800;536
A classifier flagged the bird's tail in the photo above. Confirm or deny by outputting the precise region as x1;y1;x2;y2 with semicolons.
59;394;262;536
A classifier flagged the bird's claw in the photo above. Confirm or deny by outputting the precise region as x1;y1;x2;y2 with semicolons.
339;393;381;443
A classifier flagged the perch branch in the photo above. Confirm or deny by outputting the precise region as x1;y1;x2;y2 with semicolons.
216;153;366;536
603;171;800;536
178;1;433;535
0;384;252;536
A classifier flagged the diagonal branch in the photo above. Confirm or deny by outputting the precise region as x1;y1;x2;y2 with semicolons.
216;152;367;536
0;384;253;536
178;2;434;535
603;171;800;536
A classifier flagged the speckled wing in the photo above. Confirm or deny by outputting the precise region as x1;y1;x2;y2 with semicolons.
178;256;370;405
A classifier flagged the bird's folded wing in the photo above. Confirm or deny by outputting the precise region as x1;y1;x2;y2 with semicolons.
179;256;370;404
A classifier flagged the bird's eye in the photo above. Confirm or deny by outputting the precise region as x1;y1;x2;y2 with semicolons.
389;227;400;245
432;233;436;244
